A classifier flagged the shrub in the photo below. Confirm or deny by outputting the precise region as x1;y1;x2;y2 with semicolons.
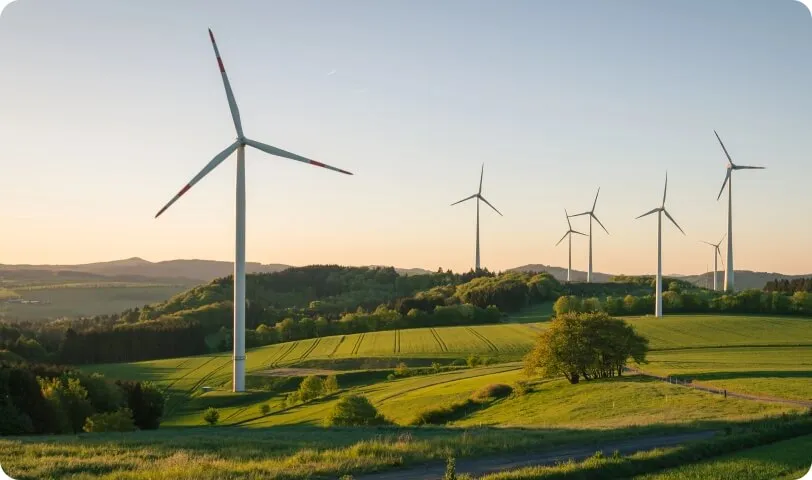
203;407;219;426
324;395;389;427
259;404;270;416
411;399;478;425
298;375;324;402
444;456;457;480
466;354;482;367
450;358;467;366
394;362;409;376
324;375;339;394
471;383;513;401
511;380;530;397
83;408;136;432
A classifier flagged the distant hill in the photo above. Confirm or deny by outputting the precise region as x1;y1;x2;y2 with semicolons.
508;264;614;283
0;258;433;284
508;264;811;292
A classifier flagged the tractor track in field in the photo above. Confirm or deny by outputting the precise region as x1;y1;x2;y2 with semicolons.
329;335;346;357
351;333;366;355
300;337;321;360
273;342;298;367
429;328;448;352
163;355;219;391
466;327;499;352
375;365;521;403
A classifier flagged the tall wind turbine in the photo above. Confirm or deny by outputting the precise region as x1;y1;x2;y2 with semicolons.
450;164;503;271
154;29;352;392
555;209;586;282
569;188;609;283
713;130;765;292
636;173;685;318
700;234;726;291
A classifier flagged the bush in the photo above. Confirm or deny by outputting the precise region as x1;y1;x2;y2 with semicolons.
324;375;339;394
298;375;324;402
511;380;530;397
466;354;482;367
324;395;389;427
259;404;270;416
83;408;136;432
394;362;409;376
471;383;513;400
203;407;219;425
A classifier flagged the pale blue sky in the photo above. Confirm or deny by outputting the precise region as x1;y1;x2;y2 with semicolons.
1;0;810;275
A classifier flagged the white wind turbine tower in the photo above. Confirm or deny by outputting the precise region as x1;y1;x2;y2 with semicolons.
555;209;586;282
154;29;352;392
713;130;766;292
636;173;685;318
699;234;726;291
450;164;503;271
569;188;609;283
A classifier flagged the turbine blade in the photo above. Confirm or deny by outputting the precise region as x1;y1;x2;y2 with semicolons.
663;209;685;235
555;231;569;247
565;208;572;229
244;138;353;175
636;208;660;219
155;141;239;218
592;187;600;212
592;213;609;235
571;230;587;236
717;247;725;267
699;240;715;247
718;233;727;245
479;163;484;195
662;172;668;207
716;169;731;201
568;211;591;218
450;193;477;206
713;130;735;166
208;29;244;138
734;165;765;170
478;195;503;216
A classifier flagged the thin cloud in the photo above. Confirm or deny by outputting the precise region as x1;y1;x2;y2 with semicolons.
326;69;337;76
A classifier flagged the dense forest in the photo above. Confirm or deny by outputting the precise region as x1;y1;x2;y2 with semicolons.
764;277;812;294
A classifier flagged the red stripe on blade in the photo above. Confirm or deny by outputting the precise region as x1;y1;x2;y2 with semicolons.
178;184;191;196
310;160;326;168
208;29;215;43
216;57;225;73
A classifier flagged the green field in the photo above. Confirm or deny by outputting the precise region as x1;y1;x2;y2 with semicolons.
634;434;812;480
82;314;812;430
0;283;189;320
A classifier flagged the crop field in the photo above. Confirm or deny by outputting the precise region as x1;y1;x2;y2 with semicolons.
0;283;189;320
634;434;812;480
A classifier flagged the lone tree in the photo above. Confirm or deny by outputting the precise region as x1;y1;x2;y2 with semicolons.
524;312;648;384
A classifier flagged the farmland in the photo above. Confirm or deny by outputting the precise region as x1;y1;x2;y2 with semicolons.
0;282;190;320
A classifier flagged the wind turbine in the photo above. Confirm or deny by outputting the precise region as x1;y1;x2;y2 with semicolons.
636;173;685;318
713;130;765;292
154;29;352;392
555;209;586;283
700;234;726;291
569;188;609;283
450;164;503;271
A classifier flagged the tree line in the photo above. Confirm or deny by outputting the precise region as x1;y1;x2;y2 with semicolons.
764;278;812;294
0;361;164;435
554;285;812;317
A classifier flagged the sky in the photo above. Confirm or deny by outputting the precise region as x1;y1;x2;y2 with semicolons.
1;0;811;275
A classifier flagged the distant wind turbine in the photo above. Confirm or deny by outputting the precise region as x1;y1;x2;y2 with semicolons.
569;188;609;283
700;234;726;291
713;130;765;292
154;29;353;392
450;164;503;271
636;173;685;318
555;209;587;283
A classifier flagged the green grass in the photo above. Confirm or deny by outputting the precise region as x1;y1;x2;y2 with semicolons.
640;346;812;401
634;434;812;480
506;302;554;323
0;283;189;320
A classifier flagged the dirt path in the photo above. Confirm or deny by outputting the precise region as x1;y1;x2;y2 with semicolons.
625;367;812;408
354;431;715;480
